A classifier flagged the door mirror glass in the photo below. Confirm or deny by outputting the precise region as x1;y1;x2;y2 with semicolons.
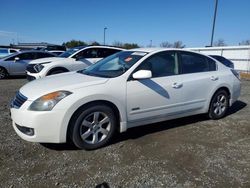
132;70;152;80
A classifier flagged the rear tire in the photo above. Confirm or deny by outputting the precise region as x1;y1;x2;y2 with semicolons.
0;67;8;79
69;105;117;150
208;90;229;119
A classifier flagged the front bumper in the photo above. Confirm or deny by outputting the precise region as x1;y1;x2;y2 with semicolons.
230;78;241;106
10;105;67;143
26;71;43;80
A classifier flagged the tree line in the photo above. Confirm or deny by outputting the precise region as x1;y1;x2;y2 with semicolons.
62;40;140;49
62;39;250;49
212;39;250;46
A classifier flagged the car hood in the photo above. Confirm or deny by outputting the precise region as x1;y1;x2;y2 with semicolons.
29;57;75;64
20;71;109;100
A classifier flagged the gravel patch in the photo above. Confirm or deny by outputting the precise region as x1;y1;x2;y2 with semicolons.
0;78;250;187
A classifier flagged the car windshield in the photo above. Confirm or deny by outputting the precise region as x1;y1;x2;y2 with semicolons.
80;51;147;78
59;47;83;58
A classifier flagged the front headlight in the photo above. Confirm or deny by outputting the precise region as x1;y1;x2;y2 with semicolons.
33;62;51;72
29;91;72;111
34;64;44;72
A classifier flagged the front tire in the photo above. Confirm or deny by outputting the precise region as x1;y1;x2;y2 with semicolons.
0;67;8;79
69;105;117;150
208;90;229;119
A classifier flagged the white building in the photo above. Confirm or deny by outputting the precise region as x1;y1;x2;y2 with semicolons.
188;46;250;72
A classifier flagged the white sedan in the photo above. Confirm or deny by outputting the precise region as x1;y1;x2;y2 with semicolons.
26;45;124;81
11;48;241;150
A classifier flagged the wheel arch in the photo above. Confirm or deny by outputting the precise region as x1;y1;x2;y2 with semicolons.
46;66;69;76
66;100;123;142
216;86;230;97
206;85;231;113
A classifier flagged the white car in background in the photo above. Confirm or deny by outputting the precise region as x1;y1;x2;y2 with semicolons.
26;46;124;81
10;48;241;150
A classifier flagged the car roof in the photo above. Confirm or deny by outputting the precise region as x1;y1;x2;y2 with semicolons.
70;46;86;50
209;55;222;57
48;50;65;52
83;45;124;50
70;45;124;50
19;50;54;53
65;45;124;58
127;48;161;53
127;48;198;54
1;50;56;60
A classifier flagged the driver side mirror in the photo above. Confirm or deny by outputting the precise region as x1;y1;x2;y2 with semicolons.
14;57;20;62
132;70;152;80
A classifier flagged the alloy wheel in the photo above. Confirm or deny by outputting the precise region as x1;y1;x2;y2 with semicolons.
212;94;227;116
79;111;111;144
0;68;7;79
208;89;229;120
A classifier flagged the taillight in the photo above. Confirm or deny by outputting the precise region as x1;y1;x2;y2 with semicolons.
231;69;240;80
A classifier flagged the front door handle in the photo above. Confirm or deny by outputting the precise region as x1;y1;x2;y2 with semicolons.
172;82;183;89
210;76;219;81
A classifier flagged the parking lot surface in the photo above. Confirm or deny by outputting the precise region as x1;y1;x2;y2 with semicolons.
0;78;250;187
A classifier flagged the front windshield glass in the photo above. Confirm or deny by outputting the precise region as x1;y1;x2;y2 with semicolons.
59;47;83;58
80;51;147;78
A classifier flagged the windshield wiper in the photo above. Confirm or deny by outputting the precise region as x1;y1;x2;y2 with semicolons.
80;71;101;77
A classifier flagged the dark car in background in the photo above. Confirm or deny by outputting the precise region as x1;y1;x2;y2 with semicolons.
0;50;56;79
35;45;66;56
210;55;234;69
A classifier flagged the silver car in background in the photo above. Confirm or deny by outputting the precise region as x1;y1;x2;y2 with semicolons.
0;50;56;79
0;48;19;58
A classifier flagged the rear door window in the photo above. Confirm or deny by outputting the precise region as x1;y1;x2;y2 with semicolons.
6;52;36;61
207;57;217;71
179;52;214;74
73;48;99;59
98;48;121;58
17;52;37;60
10;49;17;53
35;52;55;59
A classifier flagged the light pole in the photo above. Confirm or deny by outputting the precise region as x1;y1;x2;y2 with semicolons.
210;0;218;47
104;27;107;45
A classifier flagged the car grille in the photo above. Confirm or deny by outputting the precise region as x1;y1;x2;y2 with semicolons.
26;64;36;73
11;92;28;109
27;75;36;81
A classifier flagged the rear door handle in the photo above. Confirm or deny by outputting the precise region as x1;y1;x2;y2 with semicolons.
210;76;219;81
172;82;183;89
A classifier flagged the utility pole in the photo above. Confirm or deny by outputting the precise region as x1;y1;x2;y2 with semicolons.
210;0;218;47
16;33;19;44
104;27;107;45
